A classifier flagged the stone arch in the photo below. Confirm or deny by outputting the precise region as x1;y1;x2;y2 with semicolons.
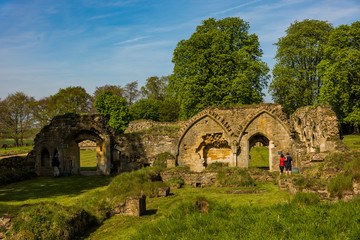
237;111;292;171
34;115;113;176
177;113;231;156
176;114;233;172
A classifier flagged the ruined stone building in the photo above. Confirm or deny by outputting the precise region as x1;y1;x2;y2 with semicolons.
30;104;342;176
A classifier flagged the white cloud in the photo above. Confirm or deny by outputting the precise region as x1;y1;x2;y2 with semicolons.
113;36;150;45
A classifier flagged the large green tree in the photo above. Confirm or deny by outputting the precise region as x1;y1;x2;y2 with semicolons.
171;17;269;118
269;19;333;115
48;86;92;118
319;21;360;132
94;90;131;132
0;92;36;146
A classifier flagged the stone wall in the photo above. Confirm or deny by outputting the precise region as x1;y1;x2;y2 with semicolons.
31;104;341;176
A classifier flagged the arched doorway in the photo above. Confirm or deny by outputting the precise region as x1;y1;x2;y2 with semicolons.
248;133;270;170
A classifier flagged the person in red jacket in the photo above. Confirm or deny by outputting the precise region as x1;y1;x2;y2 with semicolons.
279;154;286;175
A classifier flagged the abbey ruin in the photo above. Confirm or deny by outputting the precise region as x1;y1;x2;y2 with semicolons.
30;104;342;176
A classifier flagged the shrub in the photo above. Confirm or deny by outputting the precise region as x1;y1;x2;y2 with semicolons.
292;192;320;206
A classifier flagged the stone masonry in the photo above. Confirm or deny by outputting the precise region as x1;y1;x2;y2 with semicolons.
30;104;341;175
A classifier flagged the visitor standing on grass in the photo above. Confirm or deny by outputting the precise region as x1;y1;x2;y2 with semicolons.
279;154;286;175
285;152;293;176
52;153;60;177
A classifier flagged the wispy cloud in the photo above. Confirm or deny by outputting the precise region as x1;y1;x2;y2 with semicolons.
213;0;261;15
113;36;149;45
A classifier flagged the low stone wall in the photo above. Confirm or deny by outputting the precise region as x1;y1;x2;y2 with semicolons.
0;155;35;172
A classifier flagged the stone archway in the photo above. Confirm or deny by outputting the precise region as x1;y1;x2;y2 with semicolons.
248;133;270;169
176;113;233;172
34;115;114;176
238;111;292;171
68;130;106;175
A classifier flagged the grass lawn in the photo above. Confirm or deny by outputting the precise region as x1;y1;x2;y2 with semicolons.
249;146;269;168
0;175;112;215
343;135;360;150
80;150;97;171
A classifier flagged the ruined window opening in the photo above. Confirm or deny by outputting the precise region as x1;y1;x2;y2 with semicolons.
248;133;270;170
41;148;50;167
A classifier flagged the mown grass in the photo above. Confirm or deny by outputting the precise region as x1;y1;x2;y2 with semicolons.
343;135;360;150
80;150;97;171
0;146;33;157
249;146;269;168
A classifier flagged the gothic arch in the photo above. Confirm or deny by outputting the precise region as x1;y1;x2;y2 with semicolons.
177;113;231;156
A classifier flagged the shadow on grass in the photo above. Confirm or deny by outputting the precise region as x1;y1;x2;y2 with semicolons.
0;175;113;202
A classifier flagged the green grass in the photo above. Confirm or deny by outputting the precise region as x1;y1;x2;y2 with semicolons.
0;175;112;215
343;135;360;150
249;146;269;168
0;146;33;157
85;182;291;240
80;150;97;171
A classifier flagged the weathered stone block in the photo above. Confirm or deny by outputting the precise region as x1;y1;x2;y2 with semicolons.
112;195;146;216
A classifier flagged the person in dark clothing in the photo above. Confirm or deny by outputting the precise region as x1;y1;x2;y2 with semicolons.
285;152;293;176
52;153;60;177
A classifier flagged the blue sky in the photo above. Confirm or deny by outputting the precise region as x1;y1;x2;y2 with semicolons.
1;0;359;102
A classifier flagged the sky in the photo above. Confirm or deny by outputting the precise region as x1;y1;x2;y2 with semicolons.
0;0;359;102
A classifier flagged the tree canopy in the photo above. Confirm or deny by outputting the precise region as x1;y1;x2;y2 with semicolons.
319;21;360;131
94;90;131;132
269;19;333;115
170;17;269;119
48;86;92;118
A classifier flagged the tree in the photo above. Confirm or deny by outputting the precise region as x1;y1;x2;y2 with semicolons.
129;99;161;121
94;85;124;98
171;17;269;119
31;97;51;129
269;19;333;115
0;92;36;146
94;90;131;132
48;86;92;118
319;21;360;132
158;97;180;122
140;76;169;100
124;81;140;105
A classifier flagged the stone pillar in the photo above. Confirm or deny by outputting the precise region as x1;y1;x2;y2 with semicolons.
231;141;239;167
98;134;111;175
269;140;275;172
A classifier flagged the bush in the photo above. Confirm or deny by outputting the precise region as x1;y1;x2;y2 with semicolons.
292;192;320;206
